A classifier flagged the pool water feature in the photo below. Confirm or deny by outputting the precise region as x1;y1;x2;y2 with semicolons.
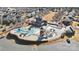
16;27;40;36
10;24;65;41
26;27;39;36
16;28;28;34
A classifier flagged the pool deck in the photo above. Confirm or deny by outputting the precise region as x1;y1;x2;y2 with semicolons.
9;20;67;42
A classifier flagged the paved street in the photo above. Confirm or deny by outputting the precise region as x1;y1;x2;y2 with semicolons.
0;37;79;51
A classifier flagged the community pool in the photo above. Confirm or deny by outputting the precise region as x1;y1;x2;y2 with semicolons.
16;26;40;36
16;28;28;34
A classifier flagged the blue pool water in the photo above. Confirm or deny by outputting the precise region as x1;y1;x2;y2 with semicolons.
27;27;39;36
16;27;39;36
16;28;28;34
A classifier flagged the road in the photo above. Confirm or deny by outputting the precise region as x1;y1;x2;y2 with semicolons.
0;37;79;51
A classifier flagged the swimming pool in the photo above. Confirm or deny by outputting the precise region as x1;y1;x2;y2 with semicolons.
16;27;40;36
16;28;28;34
